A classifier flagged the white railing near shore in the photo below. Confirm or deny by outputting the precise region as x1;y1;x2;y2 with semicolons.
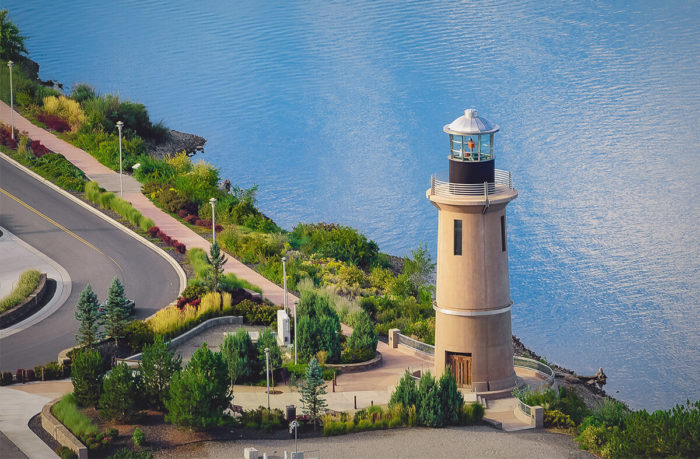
513;355;555;387
430;169;514;197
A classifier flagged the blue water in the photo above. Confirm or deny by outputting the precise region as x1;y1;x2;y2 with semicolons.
6;1;699;410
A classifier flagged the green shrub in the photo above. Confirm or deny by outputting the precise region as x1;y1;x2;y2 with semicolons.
241;406;285;431
134;156;176;184
461;402;485;425
99;362;139;422
417;372;442;427
52;393;98;440
231;300;280;326
56;446;78;459
291;223;380;269
0;269;41;312
164;344;231;429
137;335;181;410
123;320;154;352
132;427;145;446
389;371;419;411
297;290;342;363
343;310;377;363
1;371;13;385
108;448;154;459
98;190;115;209
544;409;575;429
71;348;103;407
438;369;464;425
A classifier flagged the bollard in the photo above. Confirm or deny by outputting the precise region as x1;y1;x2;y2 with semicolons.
354;395;357;409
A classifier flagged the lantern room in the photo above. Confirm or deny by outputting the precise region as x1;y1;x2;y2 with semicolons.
444;109;499;185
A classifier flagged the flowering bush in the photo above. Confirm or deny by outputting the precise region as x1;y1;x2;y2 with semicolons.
30;140;51;157
37;112;71;132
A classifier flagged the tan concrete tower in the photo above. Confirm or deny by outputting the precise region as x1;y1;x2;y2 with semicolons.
427;108;517;394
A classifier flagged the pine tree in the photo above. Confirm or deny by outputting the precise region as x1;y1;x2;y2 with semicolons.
220;329;257;386
0;10;28;60
103;277;129;345
345;310;378;362
137;335;181;410
257;329;282;384
438;367;464;425
99;362;139;421
164;344;231;428
75;284;101;348
71;348;103;407
300;357;327;429
389;370;419;409
417;371;443;427
206;241;227;295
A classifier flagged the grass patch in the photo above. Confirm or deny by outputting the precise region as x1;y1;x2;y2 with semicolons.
83;180;153;232
51;393;98;439
0;269;41;313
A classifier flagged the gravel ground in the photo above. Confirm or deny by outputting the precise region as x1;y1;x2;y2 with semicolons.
154;425;593;459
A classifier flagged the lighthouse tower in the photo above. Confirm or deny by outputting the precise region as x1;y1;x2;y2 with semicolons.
427;108;517;394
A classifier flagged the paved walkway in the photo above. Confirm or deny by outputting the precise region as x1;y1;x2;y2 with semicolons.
0;101;286;306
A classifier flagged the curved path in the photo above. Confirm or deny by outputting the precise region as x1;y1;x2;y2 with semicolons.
0;155;181;371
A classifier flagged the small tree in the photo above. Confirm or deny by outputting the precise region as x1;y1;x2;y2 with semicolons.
138;335;181;410
257;329;282;383
300;358;327;429
0;10;27;61
75;284;102;348
71;348;103;407
438;367;464;425
103;277;130;345
344;310;378;362
164;344;231;429
417;371;443;427
206;241;227;295
221;329;258;386
100;362;139;421
389;370;419;409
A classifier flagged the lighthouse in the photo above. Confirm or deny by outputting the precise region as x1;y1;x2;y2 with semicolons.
427;108;517;395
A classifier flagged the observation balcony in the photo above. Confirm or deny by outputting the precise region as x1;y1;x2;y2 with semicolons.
427;169;516;206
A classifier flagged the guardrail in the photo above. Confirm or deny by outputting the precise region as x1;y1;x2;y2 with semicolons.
517;398;532;416
397;333;435;356
513;356;555;387
429;169;514;197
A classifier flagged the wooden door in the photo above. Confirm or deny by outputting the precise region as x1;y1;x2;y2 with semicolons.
446;352;471;387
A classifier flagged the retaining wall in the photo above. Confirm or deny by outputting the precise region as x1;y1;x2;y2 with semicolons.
0;273;48;329
41;398;88;459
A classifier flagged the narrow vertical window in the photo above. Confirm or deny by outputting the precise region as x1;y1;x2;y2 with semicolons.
501;215;507;252
454;219;462;256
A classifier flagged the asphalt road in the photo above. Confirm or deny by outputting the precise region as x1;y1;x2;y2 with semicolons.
0;156;180;371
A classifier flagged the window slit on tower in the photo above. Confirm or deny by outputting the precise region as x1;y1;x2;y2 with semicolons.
501;215;507;252
454;219;462;256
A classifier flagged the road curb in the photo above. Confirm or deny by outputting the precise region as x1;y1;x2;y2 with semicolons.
0;153;187;295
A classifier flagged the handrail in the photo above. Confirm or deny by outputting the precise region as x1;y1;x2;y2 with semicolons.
397;333;435;355
513;356;555;387
517;398;532;416
429;169;514;197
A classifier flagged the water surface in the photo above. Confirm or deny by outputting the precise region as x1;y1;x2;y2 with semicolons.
6;0;699;409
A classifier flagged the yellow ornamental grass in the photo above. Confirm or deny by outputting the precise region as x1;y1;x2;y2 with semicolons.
42;96;85;130
146;292;233;338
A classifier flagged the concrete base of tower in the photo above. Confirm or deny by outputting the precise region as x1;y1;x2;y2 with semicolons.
434;308;517;392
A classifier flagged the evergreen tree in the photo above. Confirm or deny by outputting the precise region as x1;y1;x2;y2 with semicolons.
438;367;464;425
0;10;27;61
137;335;181;410
75;284;102;348
257;329;282;383
103;277;130;345
221;329;258;386
71;348;103;407
296;290;341;362
389;370;419;409
100;362;139;421
164;344;231;429
206;241;227;295
417;371;443;427
300;357;327;429
345;310;378;362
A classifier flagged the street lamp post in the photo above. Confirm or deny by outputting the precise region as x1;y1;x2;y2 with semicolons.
293;300;298;365
282;256;287;314
7;60;14;140
209;197;217;243
265;347;270;410
116;121;124;198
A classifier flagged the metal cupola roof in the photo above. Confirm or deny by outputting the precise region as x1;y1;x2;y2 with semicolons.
443;108;500;135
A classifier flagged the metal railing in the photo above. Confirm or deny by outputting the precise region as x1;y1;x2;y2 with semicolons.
517;398;532;416
430;169;514;197
397;333;435;356
513;356;555;387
